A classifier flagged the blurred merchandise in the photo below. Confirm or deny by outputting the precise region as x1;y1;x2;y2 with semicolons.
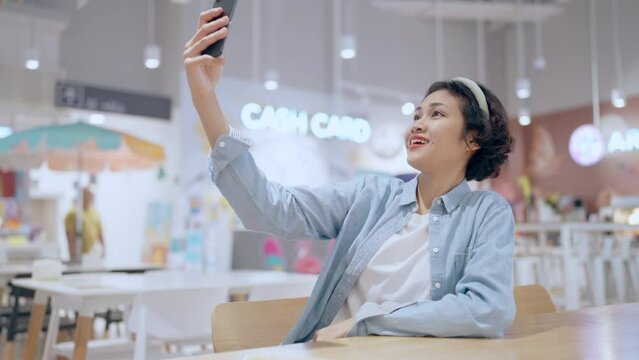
167;236;186;269
184;196;205;270
141;202;172;265
517;175;533;206
203;192;234;272
171;191;235;272
0;197;30;243
611;195;639;225
293;240;322;274
538;199;562;223
0;169;16;197
628;208;639;226
0;243;7;264
263;237;285;271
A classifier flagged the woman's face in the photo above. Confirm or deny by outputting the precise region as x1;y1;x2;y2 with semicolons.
404;89;475;174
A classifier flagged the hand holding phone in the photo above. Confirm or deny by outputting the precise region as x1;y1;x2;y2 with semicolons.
202;0;237;57
183;1;235;148
183;2;235;96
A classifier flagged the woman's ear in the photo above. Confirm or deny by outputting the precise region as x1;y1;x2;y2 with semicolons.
465;131;481;152
466;138;480;151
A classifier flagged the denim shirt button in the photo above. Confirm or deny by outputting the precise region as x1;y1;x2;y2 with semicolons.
432;216;439;222
435;282;441;289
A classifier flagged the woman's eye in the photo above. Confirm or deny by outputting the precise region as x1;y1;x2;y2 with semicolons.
432;111;443;118
413;113;422;121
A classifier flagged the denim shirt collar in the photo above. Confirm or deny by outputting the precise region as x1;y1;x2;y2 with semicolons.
399;175;472;214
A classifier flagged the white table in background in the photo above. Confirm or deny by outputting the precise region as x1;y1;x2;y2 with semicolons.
0;262;163;288
0;262;163;306
13;270;318;360
0;263;163;360
516;222;639;310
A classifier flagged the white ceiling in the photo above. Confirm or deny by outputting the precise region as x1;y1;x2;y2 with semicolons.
372;0;566;23
0;0;638;124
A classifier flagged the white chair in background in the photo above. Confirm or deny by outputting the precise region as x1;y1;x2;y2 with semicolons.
573;230;634;306
518;225;639;310
598;233;638;303
248;281;315;301
513;255;545;286
513;234;550;287
580;232;607;306
630;238;639;299
540;228;604;309
127;286;229;360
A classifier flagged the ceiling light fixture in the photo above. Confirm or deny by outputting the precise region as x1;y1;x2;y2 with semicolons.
25;11;39;71
264;70;279;91
610;0;625;108
144;0;161;69
518;108;531;126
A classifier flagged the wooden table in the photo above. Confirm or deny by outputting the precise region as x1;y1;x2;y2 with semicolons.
13;270;317;360
175;302;639;360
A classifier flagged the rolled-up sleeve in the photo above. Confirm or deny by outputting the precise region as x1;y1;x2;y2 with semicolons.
207;128;362;241
207;127;255;179
348;203;516;338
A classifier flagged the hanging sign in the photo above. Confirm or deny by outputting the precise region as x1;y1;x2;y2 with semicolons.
569;125;639;166
55;81;171;120
240;102;371;143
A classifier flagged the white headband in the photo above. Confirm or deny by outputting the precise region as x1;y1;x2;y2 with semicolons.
452;77;489;118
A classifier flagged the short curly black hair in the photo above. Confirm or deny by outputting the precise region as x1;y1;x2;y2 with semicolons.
426;80;513;182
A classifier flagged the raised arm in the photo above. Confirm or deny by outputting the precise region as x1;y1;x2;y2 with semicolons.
184;7;361;240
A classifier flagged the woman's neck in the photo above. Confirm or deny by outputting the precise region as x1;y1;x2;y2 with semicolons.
416;170;466;214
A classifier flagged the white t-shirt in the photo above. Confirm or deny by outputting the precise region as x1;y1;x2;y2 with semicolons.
333;212;432;323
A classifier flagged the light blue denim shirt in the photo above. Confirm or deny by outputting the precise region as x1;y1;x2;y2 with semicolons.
207;128;516;344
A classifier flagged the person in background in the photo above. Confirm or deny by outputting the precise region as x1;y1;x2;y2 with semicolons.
64;187;105;260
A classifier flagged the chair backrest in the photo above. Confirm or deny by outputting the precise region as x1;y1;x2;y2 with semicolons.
128;286;229;341
212;297;308;353
248;282;315;301
514;284;556;320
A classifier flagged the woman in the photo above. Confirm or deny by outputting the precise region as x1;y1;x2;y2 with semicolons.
184;7;515;344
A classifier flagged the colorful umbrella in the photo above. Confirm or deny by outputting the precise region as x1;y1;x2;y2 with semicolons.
0;122;165;173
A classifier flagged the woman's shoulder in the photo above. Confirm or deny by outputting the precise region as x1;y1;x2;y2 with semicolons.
343;174;407;203
463;190;511;214
350;174;406;190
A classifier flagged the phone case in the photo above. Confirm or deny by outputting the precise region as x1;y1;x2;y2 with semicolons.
202;0;237;57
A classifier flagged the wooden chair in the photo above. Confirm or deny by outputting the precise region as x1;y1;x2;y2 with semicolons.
514;284;557;320
212;297;308;353
212;286;555;353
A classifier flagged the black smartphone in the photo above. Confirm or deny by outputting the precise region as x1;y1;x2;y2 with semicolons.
202;0;237;57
